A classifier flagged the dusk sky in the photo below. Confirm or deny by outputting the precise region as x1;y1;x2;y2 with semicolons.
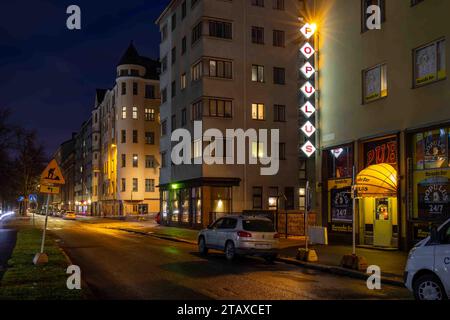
0;0;168;156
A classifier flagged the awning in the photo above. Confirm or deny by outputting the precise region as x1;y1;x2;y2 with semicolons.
356;164;398;198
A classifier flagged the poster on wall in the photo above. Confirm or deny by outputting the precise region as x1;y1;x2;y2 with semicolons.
424;129;448;169
331;187;353;223
364;66;381;102
415;44;437;86
364;137;397;169
418;176;449;219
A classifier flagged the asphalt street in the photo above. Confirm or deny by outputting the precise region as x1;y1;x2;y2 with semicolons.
31;216;411;300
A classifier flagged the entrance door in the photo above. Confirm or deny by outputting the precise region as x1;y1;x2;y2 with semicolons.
373;198;393;247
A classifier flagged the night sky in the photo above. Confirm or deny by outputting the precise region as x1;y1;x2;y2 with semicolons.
0;0;169;156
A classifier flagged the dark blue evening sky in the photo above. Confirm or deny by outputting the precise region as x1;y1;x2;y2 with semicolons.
0;0;169;156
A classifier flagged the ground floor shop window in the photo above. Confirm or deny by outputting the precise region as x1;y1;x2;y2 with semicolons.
181;189;189;223
192;187;202;225
171;190;179;222
161;190;168;220
211;187;231;216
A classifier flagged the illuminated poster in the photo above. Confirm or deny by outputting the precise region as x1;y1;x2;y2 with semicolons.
424;129;448;169
418;177;449;218
375;198;389;221
331;187;353;223
365;66;381;102
414;133;425;170
415;44;437;86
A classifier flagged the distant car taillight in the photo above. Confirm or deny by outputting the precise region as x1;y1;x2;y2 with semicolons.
273;233;280;239
237;231;252;238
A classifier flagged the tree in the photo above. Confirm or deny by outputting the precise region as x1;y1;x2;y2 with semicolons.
0;108;17;210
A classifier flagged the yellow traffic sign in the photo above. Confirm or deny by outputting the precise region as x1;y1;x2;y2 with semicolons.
40;185;60;194
40;159;65;185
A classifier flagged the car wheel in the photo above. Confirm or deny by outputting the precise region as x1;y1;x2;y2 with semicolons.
413;274;448;301
264;254;277;263
198;237;208;256
225;241;236;261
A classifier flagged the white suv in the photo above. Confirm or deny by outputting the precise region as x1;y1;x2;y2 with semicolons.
405;218;450;300
198;215;280;261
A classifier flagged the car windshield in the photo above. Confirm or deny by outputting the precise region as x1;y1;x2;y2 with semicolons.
242;219;275;232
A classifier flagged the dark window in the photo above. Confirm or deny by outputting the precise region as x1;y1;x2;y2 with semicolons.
121;178;126;192
132;130;138;143
161;120;167;136
162;88;167;103
121;154;126;167
284;187;294;210
121;82;126;95
171;47;176;65
171;80;176;98
273;67;285;84
161;24;168;41
182;1;187;19
252;187;263;209
181;108;187;126
279;142;286;160
132;155;138;167
145;132;155;145
171;13;176;31
252;26;264;44
243;220;275;232
121;130;126;143
252;0;264;7
132;178;138;192
182;36;187;54
171;115;176;132
274;104;286;121
161;152;167;168
273;30;285;47
130;69;139;76
411;0;424;5
273;0;284;10
206;99;232;118
133;82;138;95
208;20;232;39
192;21;202;44
161;56;168;72
145;85;155;99
192;101;203;120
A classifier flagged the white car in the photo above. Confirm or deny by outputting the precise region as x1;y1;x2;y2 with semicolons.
405;218;450;300
198;215;280;261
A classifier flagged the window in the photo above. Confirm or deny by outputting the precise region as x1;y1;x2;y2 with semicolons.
414;39;446;87
161;56;168;73
145;155;155;168
181;108;187;126
192;101;203;120
362;0;385;33
161;120;167;136
182;36;187;54
252;65;264;82
274;104;286;122
132;130;138;143
132;154;138;167
132;106;138;119
252;27;264;44
273;30;285;47
145;132;155;145
411;0;424;6
207;99;233;118
121;107;127;119
191;0;199;8
193;139;202;159
252;141;265;158
206;59;232;79
121;130;126;143
162;88;167;103
181;1;187;19
252;187;263;209
326;145;354;179
121;82;126;95
181;73;187;90
145;179;155;192
171;80;176;98
252;0;264;7
273;0;284;10
363;63;387;103
279;142;286;160
133;178;138;192
133;82;138;95
121;154;126;167
171;47;176;65
161;24;168;41
192;21;202;44
130;69;139;76
121;178;126;192
285;187;294;210
145;85;155;99
192;61;202;81
252;103;265;120
161;152;167;168
171;115;177;132
208;20;232;39
171;13;176;31
145;108;155;121
273;67;285;84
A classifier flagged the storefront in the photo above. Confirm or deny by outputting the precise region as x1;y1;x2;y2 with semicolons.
407;124;450;246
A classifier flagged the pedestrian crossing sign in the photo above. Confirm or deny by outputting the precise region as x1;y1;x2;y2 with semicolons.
40;159;65;185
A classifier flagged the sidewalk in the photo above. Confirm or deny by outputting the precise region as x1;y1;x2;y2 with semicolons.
94;217;407;285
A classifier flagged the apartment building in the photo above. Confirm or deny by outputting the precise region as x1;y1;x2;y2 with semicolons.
91;43;161;216
156;0;301;228
74;118;93;214
54;134;76;212
304;0;450;250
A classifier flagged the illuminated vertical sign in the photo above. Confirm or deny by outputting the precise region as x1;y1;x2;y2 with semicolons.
299;23;317;158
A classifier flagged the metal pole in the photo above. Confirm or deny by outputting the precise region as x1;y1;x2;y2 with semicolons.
40;194;50;254
305;181;309;252
352;166;356;256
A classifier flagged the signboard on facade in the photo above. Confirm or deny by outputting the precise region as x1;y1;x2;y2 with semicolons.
417;176;449;218
364;137;397;168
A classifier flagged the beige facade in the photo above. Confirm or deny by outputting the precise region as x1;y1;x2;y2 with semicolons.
306;0;450;249
157;0;301;227
91;44;161;216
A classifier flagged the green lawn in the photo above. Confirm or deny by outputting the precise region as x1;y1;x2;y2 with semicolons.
0;227;84;300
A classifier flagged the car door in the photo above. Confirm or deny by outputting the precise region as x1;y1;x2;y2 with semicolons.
216;218;237;249
435;221;450;295
206;218;224;248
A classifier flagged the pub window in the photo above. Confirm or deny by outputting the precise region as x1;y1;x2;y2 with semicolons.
413;39;446;88
252;187;263;209
362;0;385;33
327;145;354;179
363;63;387;104
413;128;449;170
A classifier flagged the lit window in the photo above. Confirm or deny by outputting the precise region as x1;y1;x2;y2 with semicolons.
193;139;202;159
145;108;155;121
251;141;265;158
181;73;187;90
132;106;138;119
363;63;387;103
252;65;264;82
251;103;265;120
414;39;446;87
122;107;126;119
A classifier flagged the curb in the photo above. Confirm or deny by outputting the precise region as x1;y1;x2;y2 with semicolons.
277;256;405;287
106;227;198;245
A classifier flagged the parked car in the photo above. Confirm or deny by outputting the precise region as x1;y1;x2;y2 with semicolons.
63;211;77;220
198;215;280;261
405;218;450;300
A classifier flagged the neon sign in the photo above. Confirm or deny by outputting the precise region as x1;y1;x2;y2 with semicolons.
300;22;317;158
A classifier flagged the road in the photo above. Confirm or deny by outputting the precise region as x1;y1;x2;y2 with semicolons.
33;215;411;300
